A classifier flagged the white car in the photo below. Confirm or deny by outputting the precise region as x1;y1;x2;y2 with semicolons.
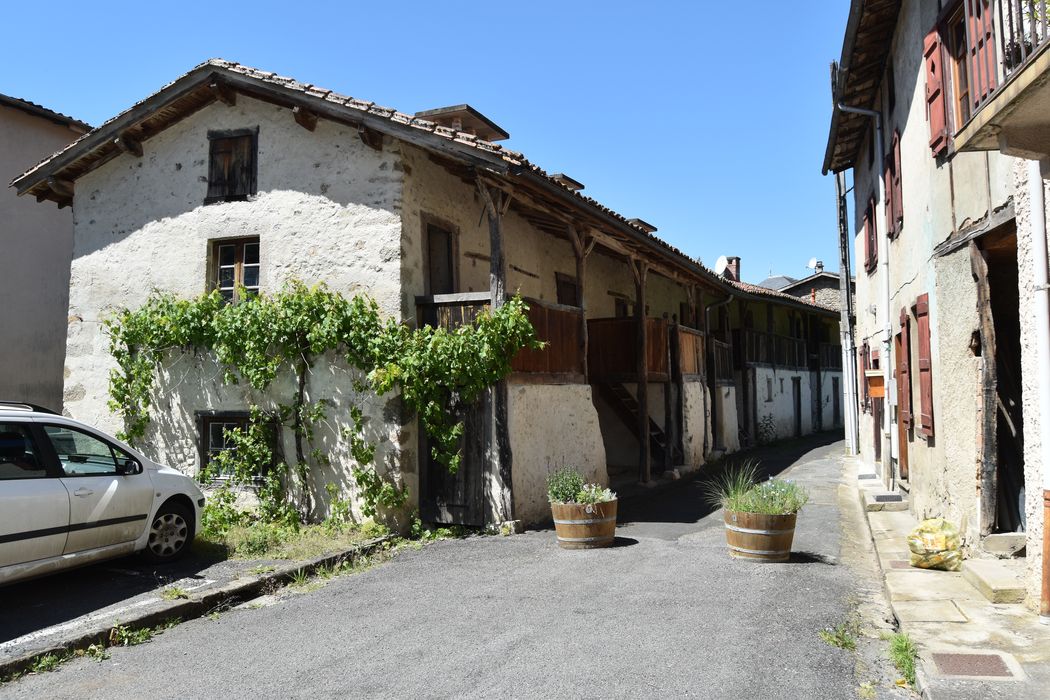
0;402;204;586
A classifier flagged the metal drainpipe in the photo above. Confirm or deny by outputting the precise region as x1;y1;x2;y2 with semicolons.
1028;159;1050;624
704;293;734;454
836;171;860;456
837;103;894;488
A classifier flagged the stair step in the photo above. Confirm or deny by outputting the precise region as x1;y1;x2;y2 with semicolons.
961;559;1026;604
982;533;1026;558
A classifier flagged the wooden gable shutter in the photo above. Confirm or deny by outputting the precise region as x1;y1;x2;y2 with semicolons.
231;134;256;198
966;0;998;106
914;294;934;437
898;307;912;428
207;137;234;201
924;28;949;156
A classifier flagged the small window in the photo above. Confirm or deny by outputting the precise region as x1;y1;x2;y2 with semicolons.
614;297;630;318
765;377;773;402
0;424;46;480
206;130;258;204
43;425;129;477
200;413;275;479
425;222;456;296
947;9;971;127
555;273;579;306
212;238;260;303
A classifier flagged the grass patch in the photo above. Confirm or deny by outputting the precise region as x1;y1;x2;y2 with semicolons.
819;620;859;651
195;520;388;561
29;651;71;674
159;586;188;601
888;632;918;687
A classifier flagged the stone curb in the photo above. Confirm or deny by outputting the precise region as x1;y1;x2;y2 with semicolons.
849;468;934;698
0;535;393;680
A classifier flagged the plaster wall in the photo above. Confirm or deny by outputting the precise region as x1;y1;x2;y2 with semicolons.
64;95;411;520
848;0;1017;549
752;366;812;442
507;383;607;526
819;370;845;430
1014;159;1050;608
681;381;709;467
0;105;81;410
712;384;740;454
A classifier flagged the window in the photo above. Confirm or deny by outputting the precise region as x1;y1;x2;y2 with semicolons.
947;8;971;127
212;238;260;303
859;340;871;413
424;222;457;295
199;413;275;479
206;129;257;204
43;425;130;477
555;273;579;306
914;294;934;437
0;424;46;480
885;130;904;238
614;297;630;318
765;377;773;402
863;199;878;274
924;26;950;156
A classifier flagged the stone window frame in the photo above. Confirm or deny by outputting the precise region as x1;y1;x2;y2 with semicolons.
419;213;460;296
194;410;278;482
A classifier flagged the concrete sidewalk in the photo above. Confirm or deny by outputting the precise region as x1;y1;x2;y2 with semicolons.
853;460;1050;699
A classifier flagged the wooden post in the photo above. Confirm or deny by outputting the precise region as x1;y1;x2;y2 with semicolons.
632;258;651;483
477;179;513;522
971;242;998;536
567;225;595;378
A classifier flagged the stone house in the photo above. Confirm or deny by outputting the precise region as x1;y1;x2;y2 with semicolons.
11;59;841;529
771;263;855;312
0;95;89;409
824;0;1050;614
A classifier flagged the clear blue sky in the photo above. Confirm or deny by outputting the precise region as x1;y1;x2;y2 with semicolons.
5;1;851;284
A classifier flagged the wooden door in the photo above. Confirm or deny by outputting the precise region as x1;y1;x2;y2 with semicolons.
792;377;802;438
426;223;456;295
420;391;488;527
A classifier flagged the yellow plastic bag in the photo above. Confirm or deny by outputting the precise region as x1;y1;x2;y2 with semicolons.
907;518;962;571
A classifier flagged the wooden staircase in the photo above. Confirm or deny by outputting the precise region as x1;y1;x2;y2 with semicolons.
598;383;681;468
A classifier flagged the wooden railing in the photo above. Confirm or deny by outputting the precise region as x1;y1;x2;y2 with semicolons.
742;330;807;369
711;338;733;383
677;326;705;378
416;293;584;379
588;317;669;381
820;343;843;370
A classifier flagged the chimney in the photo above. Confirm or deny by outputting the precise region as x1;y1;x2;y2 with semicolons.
725;256;741;282
815;260;825;273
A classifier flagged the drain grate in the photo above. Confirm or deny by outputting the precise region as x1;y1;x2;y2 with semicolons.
931;652;1012;677
858;474;878;480
874;494;903;502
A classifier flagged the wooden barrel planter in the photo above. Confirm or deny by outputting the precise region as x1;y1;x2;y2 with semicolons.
723;510;797;562
551;500;617;549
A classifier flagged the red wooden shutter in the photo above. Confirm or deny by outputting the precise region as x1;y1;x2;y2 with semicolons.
924;28;949;156
914;294;934;437
898;307;912;428
891;131;903;236
967;0;998;106
883;153;895;238
864;199;878;272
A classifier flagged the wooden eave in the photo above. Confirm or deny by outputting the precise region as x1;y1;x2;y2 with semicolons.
823;0;902;174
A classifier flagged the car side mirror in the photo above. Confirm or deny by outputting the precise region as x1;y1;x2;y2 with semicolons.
117;459;142;476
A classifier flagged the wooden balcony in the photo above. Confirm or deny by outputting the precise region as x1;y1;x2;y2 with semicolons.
740;329;807;370
587;317;669;383
820;343;843;370
415;293;584;382
711;338;733;383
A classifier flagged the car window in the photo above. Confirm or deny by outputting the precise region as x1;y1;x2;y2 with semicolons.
43;425;130;477
0;423;47;480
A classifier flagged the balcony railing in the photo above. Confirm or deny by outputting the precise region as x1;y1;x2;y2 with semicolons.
588;317;669;382
711;339;733;383
820;343;843;370
741;330;808;370
677;326;706;379
973;0;1050;111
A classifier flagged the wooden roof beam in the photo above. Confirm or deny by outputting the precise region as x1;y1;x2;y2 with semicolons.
293;106;318;132
209;81;237;107
114;133;143;158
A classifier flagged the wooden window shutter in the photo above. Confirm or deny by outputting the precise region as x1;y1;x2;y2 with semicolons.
914;294;934;437
924;28;949;156
883;154;895;238
967;0;998;106
898;307;912;428
207;132;257;203
864;199;878;273
892;130;903;235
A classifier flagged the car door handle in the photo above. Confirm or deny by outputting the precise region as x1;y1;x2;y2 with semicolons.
73;487;94;497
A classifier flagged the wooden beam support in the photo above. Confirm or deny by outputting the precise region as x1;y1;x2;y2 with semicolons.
567;224;591;379
113;133;143;158
209;81;237;106
971;242;998;536
293;106;318;132
632;257;651;483
358;124;383;151
46;177;74;200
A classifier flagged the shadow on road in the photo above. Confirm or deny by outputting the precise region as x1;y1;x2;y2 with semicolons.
616;431;843;527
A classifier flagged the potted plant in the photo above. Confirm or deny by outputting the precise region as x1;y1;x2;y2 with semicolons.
706;460;809;562
547;467;617;549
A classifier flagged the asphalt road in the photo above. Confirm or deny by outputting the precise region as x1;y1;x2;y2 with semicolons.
3;435;863;699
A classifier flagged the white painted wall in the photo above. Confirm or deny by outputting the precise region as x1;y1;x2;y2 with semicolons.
0;105;82;410
751;366;811;442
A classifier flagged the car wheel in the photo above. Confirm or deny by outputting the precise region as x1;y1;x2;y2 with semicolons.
143;501;194;562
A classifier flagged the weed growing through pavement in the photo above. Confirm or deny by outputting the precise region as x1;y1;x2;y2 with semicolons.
819;620;859;651
29;652;71;674
77;644;110;663
887;632;918;687
160;586;188;601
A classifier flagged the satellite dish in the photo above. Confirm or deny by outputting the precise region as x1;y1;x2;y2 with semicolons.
714;255;729;276
806;257;818;270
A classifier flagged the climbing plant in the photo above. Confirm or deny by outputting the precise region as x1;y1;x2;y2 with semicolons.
104;280;539;524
